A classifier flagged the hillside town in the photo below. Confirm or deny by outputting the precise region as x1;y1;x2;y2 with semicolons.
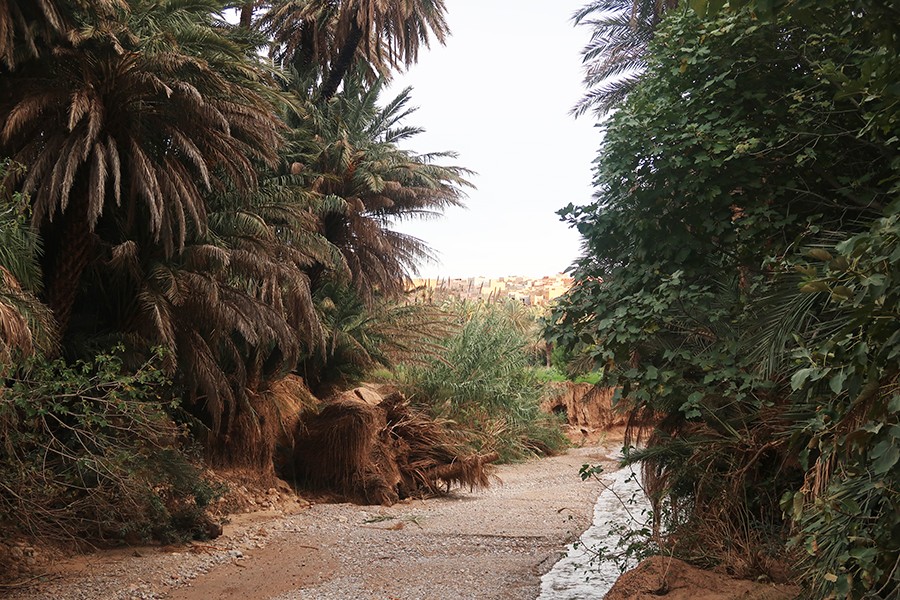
408;274;574;306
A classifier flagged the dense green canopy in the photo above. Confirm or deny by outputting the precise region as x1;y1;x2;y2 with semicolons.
548;1;898;596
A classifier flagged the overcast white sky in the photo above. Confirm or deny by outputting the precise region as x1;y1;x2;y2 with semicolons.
384;1;600;279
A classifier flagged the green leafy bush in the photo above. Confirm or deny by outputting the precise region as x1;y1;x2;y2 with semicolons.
531;365;569;383
397;301;568;461
782;214;900;598
547;2;899;595
0;348;222;544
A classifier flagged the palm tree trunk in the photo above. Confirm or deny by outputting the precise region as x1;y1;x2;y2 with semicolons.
319;21;364;101
44;187;94;338
239;1;255;28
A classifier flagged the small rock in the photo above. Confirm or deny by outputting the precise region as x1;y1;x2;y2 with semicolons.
201;518;223;539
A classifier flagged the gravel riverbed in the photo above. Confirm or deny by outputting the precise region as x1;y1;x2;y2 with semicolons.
6;445;619;600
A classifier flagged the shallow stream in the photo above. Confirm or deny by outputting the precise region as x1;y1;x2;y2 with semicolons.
537;464;650;599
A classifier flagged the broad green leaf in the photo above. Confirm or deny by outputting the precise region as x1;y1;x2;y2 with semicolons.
829;371;847;394
831;286;854;300
689;0;708;15
871;440;899;475
707;0;727;16
889;395;900;413
791;368;816;390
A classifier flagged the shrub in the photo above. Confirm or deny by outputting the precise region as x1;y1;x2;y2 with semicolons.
547;2;899;594
397;300;568;461
0;348;222;545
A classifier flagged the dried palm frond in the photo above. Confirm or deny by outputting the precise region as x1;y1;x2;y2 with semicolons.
0;163;57;365
381;392;496;496
293;397;387;497
0;0;76;69
292;391;496;505
0;268;57;368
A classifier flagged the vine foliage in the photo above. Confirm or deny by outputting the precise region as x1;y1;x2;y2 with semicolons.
547;3;898;596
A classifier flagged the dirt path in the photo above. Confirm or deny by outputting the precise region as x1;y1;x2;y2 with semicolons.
8;444;618;600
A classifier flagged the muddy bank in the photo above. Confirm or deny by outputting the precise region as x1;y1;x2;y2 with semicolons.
604;556;800;600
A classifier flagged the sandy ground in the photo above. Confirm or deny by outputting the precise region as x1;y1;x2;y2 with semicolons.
5;444;619;600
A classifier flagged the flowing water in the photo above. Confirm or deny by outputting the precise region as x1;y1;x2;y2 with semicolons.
537;464;650;600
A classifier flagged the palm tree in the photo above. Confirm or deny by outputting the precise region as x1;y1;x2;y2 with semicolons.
0;160;56;366
78;174;346;464
262;0;450;99
0;0;66;69
300;279;451;395
0;0;282;335
286;75;471;298
0;1;129;70
572;0;678;117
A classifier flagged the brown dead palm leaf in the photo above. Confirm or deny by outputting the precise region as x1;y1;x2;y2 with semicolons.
0;271;58;370
292;392;496;504
0;163;58;366
0;0;128;70
0;268;37;364
380;392;497;495
0;0;67;69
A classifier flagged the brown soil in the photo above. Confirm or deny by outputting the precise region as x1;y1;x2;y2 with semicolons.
605;556;801;600
540;383;634;448
162;538;337;600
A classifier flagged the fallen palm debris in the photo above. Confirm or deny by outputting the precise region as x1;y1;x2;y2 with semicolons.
291;390;498;505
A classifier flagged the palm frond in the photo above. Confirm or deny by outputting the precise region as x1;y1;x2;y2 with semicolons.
283;73;471;299
571;0;678;117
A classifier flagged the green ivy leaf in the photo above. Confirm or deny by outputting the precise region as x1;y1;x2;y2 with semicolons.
889;395;900;414
800;280;830;293
690;0;709;15
807;248;833;261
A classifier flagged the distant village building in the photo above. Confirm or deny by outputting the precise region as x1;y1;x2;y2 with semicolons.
408;274;574;306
